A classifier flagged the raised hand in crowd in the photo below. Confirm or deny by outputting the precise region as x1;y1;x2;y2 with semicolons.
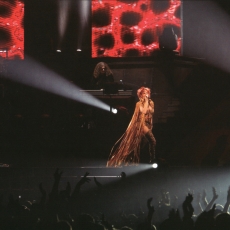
183;193;194;217
223;186;230;213
71;172;90;200
201;189;208;209
187;188;194;196
204;187;218;211
137;197;156;230
181;193;194;230
194;191;203;215
49;168;63;202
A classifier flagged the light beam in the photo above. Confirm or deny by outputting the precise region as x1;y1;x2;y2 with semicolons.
184;1;230;74
3;57;110;111
57;0;71;50
76;0;90;50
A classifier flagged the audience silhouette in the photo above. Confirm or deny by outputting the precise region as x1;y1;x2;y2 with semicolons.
0;168;230;230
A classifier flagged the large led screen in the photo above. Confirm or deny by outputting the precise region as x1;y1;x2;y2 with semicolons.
92;0;181;58
0;0;24;60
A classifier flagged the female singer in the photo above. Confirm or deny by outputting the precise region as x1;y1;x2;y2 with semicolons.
107;86;156;167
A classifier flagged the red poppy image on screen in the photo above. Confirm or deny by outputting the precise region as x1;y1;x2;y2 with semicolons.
0;0;24;59
92;0;181;58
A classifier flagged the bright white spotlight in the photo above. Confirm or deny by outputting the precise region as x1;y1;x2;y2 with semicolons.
76;48;82;52
111;108;118;114
56;49;62;52
152;162;158;169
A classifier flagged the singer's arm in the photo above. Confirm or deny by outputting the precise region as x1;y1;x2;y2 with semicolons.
140;97;149;114
140;97;154;114
149;100;154;114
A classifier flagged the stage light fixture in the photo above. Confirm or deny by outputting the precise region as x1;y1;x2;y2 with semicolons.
111;108;118;114
151;159;159;169
56;49;62;52
76;49;82;52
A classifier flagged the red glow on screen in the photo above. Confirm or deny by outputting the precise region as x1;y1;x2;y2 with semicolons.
0;0;24;60
92;0;181;58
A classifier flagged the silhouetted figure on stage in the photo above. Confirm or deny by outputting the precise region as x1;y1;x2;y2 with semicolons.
107;86;156;167
159;26;178;52
90;62;114;90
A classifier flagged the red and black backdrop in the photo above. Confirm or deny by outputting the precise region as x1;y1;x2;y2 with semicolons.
92;0;181;57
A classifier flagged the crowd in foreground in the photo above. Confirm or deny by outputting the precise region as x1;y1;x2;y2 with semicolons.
0;168;230;230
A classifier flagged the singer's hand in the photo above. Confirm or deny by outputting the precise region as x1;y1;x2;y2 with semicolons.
144;97;149;107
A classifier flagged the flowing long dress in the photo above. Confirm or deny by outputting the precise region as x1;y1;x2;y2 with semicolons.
106;100;153;167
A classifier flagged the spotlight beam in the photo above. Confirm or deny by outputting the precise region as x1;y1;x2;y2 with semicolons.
185;1;230;74
76;0;90;49
4;57;110;111
58;0;71;47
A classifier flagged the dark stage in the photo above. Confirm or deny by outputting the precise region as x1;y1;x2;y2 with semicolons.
1;86;230;228
2;1;230;228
